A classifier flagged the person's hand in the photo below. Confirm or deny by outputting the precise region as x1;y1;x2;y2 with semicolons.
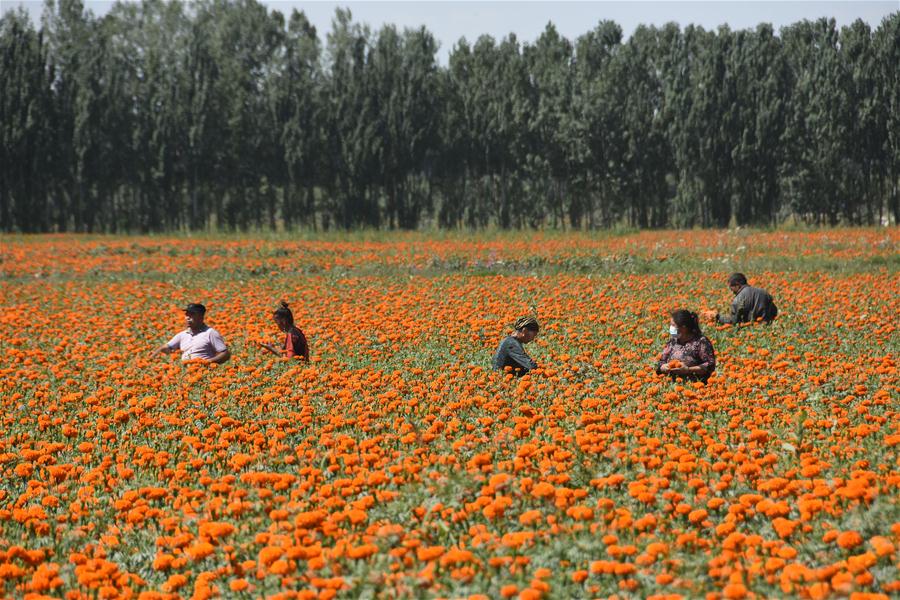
257;341;278;354
663;360;684;373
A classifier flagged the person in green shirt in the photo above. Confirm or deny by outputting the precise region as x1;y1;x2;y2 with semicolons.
492;316;540;376
716;273;778;325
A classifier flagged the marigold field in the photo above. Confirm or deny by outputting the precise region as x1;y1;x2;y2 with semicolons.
1;229;898;600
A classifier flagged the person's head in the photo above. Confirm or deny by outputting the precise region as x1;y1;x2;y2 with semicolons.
184;303;206;329
670;309;702;339
728;272;748;295
513;316;540;343
272;301;294;332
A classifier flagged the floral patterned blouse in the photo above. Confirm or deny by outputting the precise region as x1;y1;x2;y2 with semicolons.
657;336;716;376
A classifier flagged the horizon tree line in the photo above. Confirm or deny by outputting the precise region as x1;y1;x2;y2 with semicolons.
2;0;898;232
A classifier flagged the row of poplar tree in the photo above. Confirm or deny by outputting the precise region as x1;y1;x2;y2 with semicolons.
2;0;899;232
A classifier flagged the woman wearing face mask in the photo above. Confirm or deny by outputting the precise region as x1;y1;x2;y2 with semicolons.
656;309;716;383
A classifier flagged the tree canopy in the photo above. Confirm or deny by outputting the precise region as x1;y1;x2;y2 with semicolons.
2;0;897;231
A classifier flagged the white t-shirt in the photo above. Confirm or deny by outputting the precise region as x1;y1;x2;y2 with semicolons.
167;326;227;361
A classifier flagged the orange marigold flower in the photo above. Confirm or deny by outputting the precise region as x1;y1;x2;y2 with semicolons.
531;482;555;498
687;509;707;524
184;541;213;562
346;544;378;560
837;531;864;550
416;546;445;561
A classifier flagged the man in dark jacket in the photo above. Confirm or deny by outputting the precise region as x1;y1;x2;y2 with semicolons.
716;273;778;325
493;316;539;376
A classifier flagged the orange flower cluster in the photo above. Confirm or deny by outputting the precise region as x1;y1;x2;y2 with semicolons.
0;230;897;599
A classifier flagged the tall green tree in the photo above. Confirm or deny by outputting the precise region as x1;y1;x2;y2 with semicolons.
875;13;900;224
490;34;531;228
275;9;321;229
106;0;189;231
42;0;93;231
727;24;789;225
781;18;856;225
607;24;671;227
2;5;897;231
0;9;55;231
323;8;379;229
370;24;440;228
524;23;573;227
840;20;884;224
572;20;627;226
444;37;492;227
667;25;738;227
206;0;282;230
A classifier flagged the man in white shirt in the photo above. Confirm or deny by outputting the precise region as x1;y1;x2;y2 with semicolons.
153;303;231;364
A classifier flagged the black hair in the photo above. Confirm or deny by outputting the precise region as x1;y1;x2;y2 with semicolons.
273;301;294;326
514;316;540;332
184;303;206;315
728;272;748;286
672;309;702;338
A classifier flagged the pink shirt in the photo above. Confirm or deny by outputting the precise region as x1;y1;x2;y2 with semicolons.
167;326;227;361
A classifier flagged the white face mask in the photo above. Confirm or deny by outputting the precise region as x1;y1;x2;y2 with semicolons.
669;325;679;336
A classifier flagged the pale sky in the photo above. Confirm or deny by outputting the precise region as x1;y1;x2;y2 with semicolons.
4;1;897;64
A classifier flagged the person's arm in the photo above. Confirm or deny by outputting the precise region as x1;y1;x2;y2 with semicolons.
656;341;674;373
506;339;537;371
284;333;297;358
492;341;505;371
671;364;705;376
209;349;231;364
297;331;309;360
694;338;715;375
718;290;747;325
153;334;181;357
765;294;778;322
208;330;230;364
258;342;279;355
